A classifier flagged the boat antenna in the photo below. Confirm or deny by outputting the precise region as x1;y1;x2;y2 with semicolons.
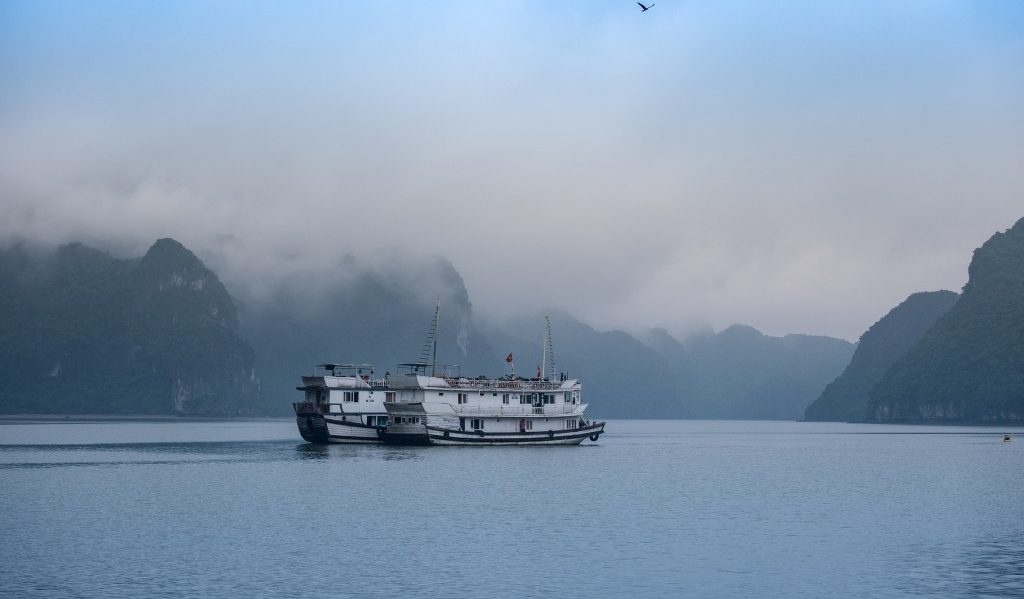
541;314;556;381
418;297;441;376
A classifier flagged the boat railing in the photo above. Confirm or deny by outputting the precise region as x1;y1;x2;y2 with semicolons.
450;405;581;416
442;378;564;391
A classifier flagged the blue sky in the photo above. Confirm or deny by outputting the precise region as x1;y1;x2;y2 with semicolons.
1;1;1022;339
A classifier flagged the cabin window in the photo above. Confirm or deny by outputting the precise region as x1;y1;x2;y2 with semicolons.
542;394;555;405
438;392;444;396
519;394;531;405
385;392;396;403
502;394;510;405
471;418;484;430
458;393;468;404
479;391;485;396
344;391;359;402
492;392;498;396
525;420;533;430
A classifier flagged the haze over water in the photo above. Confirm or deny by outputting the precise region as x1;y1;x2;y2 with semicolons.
2;419;1021;598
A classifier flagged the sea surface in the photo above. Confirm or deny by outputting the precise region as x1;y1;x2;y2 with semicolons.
1;418;1022;598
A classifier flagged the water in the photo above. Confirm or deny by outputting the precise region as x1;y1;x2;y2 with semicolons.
1;419;1022;598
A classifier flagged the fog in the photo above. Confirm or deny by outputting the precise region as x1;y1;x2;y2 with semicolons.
1;1;1022;340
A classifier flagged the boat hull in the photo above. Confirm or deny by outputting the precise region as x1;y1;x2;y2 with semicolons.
296;414;384;444
424;422;604;446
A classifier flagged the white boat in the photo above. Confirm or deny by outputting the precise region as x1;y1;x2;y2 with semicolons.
293;364;390;444
379;312;604;446
379;370;603;446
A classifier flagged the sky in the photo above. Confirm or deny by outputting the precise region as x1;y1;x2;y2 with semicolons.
1;0;1022;340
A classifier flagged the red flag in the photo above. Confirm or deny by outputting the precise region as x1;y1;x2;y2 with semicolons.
505;353;513;363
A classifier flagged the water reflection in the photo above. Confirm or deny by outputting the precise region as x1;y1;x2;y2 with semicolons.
295;443;330;460
380;447;425;461
897;533;1024;597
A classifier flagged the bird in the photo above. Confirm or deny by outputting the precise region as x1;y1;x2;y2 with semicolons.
637;2;655;11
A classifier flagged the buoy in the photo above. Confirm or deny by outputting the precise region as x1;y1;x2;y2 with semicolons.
1004;434;1013;443
589;433;600;442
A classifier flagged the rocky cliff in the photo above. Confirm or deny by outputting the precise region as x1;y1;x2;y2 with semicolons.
868;218;1024;423
804;290;959;422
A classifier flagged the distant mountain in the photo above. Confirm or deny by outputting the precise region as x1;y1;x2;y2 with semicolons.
484;316;853;421
482;312;687;419
0;239;259;415
0;238;860;420
240;256;499;415
668;325;855;419
804;291;958;422
869;218;1024;423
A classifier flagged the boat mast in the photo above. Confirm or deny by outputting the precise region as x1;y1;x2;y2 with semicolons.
418;298;441;377
541;314;556;381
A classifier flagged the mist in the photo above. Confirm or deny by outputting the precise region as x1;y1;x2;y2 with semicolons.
1;1;1022;340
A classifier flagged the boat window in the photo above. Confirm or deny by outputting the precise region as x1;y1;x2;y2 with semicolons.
471;418;484;430
343;391;359;402
458;393;468;404
502;394;510;405
385;392;396;403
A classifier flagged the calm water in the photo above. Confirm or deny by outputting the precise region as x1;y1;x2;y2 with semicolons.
1;419;1022;598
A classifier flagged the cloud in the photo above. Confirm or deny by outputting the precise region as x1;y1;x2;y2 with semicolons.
1;0;1022;340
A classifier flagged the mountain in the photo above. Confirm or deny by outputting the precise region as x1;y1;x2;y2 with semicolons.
672;325;855;419
868;218;1024;423
240;256;499;415
804;291;959;422
0;239;259;415
481;312;687;419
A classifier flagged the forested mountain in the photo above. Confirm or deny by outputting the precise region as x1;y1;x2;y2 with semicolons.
0;239;259;414
869;218;1024;423
804;290;959;422
0;238;867;420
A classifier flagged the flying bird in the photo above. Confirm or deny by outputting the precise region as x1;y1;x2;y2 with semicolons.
637;2;655;11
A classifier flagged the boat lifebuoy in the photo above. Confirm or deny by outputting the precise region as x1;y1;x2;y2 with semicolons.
443;430;450;439
548;430;554;438
376;427;386;437
477;430;485;437
589;433;600;442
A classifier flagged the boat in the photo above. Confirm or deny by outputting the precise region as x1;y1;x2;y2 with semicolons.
292;306;604;446
379;368;604;446
379;311;604;446
292;363;390;444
